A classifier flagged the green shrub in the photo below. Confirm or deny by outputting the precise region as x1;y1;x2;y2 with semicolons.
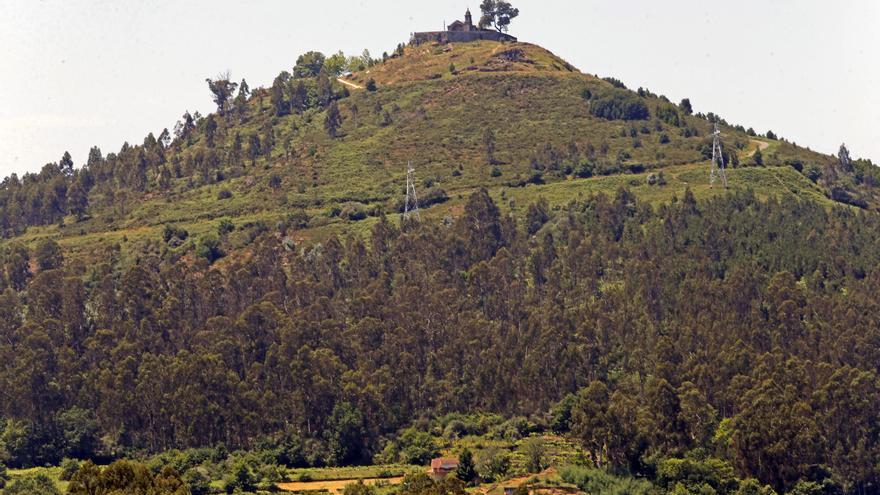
341;202;368;221
196;235;223;263
590;91;650;121
344;480;377;495
217;218;235;235
603;77;627;89
2;473;60;495
183;469;212;495
397;427;438;465
162;224;189;244
476;446;510;482
656;457;737;494
491;167;502;177
560;465;652;495
60;457;81;481
224;460;256;494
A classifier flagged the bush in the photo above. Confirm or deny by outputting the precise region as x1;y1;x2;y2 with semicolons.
550;394;577;433
217;218;235;235
163;224;189;244
656;458;738;494
830;187;868;208
491;167;502;177
60;457;81;481
655;104;681;126
397;428;438;465
344;480;378;495
590;91;650;120
217;188;232;200
659;133;671;144
196;235;224;263
366;78;377;91
379;110;393;126
521;437;546;473
476;447;510;482
526;199;550;236
225;461;256;494
340;202;368;221
287;209;311;229
492;416;538;441
183;469;211;495
603;77;627;89
35;238;64;271
785;159;804;172
576;163;594;179
2;473;60;495
560;465;652;495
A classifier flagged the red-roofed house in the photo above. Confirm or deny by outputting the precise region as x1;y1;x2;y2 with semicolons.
429;457;459;480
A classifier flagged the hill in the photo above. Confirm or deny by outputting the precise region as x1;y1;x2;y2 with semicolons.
2;37;880;495
0;40;877;266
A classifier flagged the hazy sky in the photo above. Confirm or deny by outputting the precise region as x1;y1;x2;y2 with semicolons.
1;0;878;177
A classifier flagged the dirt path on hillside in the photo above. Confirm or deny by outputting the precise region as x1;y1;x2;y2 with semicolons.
748;139;770;157
337;78;364;90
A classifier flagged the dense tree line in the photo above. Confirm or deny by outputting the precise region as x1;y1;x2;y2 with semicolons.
2;187;880;493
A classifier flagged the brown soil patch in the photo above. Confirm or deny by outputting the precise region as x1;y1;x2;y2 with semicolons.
277;476;404;493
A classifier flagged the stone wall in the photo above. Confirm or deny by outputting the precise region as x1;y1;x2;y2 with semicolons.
411;30;517;45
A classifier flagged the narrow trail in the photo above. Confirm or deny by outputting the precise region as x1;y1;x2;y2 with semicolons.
337;78;364;90
748;139;770;158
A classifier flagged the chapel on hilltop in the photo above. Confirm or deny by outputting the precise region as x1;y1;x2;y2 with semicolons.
411;8;517;45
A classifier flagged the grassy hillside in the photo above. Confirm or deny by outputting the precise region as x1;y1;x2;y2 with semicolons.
0;39;872;267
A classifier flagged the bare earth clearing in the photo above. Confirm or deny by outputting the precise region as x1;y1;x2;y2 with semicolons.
278;476;404;493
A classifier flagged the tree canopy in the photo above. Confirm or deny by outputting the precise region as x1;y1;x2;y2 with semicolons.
479;0;520;33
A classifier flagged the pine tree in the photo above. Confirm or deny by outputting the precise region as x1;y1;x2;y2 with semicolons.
325;101;342;138
456;449;476;483
483;128;496;164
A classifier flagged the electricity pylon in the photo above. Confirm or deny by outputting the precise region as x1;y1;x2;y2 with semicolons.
403;161;420;221
710;123;728;188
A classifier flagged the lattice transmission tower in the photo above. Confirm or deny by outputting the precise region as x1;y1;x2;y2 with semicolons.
403;161;421;221
710;122;728;188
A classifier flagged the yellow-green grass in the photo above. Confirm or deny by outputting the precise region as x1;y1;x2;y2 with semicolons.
287;464;421;482
278;476;405;494
499;163;834;212
6;466;68;493
346;41;577;87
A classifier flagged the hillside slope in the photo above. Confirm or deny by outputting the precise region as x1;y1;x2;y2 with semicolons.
2;39;880;494
0;40;876;265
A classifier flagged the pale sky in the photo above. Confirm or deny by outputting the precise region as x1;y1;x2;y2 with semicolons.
1;0;878;177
